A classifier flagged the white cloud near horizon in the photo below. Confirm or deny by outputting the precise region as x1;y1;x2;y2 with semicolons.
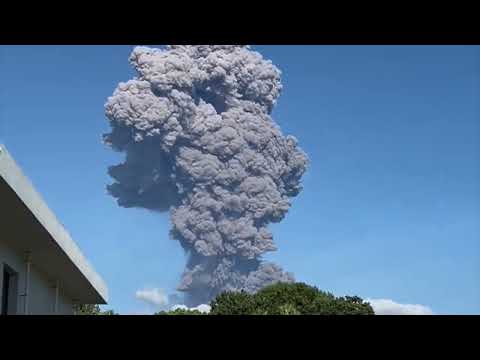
171;304;211;313
134;288;210;313
135;288;168;308
367;298;433;315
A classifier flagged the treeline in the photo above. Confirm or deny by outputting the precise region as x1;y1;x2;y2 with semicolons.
73;303;117;315
75;282;375;315
210;282;374;315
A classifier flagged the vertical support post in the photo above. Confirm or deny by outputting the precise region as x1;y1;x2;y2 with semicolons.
24;252;31;315
54;280;59;314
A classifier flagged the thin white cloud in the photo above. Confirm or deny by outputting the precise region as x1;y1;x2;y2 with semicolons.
367;298;433;315
171;304;211;313
134;289;209;314
135;288;168;308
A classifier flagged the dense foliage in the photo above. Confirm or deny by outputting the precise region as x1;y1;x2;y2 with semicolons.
73;304;117;315
154;308;205;315
210;282;375;315
209;290;256;315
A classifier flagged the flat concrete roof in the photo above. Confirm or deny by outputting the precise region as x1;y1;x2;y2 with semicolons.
0;145;108;304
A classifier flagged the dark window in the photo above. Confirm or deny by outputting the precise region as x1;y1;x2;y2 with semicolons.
1;265;18;315
1;268;10;315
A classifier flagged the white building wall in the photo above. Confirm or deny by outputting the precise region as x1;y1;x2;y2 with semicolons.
0;241;74;315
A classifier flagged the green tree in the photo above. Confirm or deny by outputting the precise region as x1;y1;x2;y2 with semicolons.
253;282;327;315
73;304;117;315
209;282;375;315
154;308;205;315
210;290;256;315
329;295;375;315
278;303;301;315
74;304;101;315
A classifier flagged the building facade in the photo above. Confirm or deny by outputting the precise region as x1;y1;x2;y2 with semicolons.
0;145;108;315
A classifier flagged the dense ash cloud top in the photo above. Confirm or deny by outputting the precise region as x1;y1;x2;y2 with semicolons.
104;45;308;306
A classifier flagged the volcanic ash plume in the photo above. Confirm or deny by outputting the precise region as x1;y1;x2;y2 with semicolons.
104;45;308;306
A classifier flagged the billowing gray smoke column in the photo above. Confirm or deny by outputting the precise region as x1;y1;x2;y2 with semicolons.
104;45;308;306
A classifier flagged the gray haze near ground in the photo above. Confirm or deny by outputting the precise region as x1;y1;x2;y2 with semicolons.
104;45;308;306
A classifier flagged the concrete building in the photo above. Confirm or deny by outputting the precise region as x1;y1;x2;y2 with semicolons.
0;145;108;315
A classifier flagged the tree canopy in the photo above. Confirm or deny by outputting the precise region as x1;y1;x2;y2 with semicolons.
154;308;205;315
210;282;375;315
73;304;117;315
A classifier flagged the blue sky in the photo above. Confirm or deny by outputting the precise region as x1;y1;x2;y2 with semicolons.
1;45;478;314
